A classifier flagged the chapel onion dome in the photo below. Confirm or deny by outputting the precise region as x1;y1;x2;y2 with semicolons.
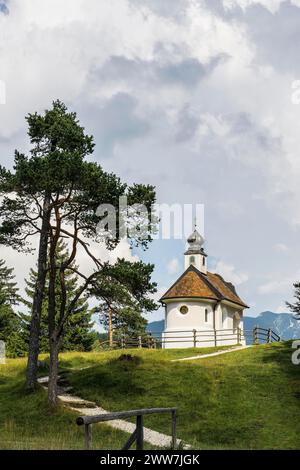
185;229;206;255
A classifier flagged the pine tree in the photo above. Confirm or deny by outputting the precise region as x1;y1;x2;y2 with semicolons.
0;259;19;305
92;259;157;344
1;101;157;405
98;305;147;339
0;259;25;356
286;282;300;321
21;242;97;352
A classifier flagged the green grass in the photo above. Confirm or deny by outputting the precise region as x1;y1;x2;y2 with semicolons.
62;342;300;450
58;345;232;369
0;358;134;450
1;343;299;450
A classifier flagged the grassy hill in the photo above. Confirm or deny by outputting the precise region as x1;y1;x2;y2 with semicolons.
1;342;300;449
0;359;131;450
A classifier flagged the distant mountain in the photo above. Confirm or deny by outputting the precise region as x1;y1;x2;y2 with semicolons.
147;320;165;334
147;311;300;342
244;311;300;340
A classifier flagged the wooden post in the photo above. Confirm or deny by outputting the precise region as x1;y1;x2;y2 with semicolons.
138;335;142;348
253;326;257;344
214;329;217;347
84;424;92;450
121;334;125;349
171;410;177;450
122;429;138;451
237;327;240;344
193;329;196;348
267;328;272;343
77;407;178;450
108;308;113;348
136;415;144;450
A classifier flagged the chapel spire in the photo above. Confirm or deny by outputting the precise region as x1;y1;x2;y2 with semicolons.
184;223;207;273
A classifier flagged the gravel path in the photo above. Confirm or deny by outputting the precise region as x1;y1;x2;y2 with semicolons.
171;345;251;362
38;377;188;449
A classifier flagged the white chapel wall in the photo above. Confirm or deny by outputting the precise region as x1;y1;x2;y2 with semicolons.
165;300;214;331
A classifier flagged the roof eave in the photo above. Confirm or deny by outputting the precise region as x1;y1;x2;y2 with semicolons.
160;295;220;304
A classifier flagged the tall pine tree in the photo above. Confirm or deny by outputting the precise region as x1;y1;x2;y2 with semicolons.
0;259;25;356
21;242;97;352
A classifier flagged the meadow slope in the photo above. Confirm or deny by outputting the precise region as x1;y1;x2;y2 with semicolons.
63;342;300;450
0;343;299;450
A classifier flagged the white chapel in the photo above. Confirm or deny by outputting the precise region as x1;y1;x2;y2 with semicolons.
160;229;248;348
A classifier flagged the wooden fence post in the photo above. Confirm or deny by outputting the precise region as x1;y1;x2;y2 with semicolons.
267;328;272;343
214;329;217;347
193;329;196;348
136;415;144;450
84;424;92;450
171;410;177;450
138;336;142;348
253;326;257;344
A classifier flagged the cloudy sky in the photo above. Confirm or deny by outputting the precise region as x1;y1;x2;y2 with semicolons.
1;0;300;323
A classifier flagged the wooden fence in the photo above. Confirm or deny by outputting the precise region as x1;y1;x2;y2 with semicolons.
76;407;177;450
98;326;281;349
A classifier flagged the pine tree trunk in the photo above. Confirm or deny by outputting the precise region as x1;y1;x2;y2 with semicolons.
26;194;51;390
108;308;113;348
48;335;60;407
47;229;60;407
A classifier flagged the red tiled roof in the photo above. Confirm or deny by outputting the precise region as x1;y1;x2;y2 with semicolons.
160;265;248;308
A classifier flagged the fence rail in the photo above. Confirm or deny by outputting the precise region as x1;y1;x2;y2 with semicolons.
76;407;177;450
98;326;281;350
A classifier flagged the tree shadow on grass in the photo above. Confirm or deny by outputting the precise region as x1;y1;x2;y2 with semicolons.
68;353;147;401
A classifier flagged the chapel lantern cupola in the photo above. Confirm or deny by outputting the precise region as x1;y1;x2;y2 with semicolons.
184;228;207;273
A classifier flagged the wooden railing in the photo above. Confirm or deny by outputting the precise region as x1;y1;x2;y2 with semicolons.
98;327;281;349
249;326;281;344
76;407;177;450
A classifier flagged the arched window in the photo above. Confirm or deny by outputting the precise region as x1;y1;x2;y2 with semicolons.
203;256;205;266
222;307;227;326
189;256;195;265
205;308;209;323
233;312;240;332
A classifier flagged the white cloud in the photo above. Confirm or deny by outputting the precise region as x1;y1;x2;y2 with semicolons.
0;235;138;312
213;260;249;286
167;257;180;275
222;0;300;13
0;0;255;139
275;304;289;313
274;243;289;253
1;0;300;316
258;277;294;295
